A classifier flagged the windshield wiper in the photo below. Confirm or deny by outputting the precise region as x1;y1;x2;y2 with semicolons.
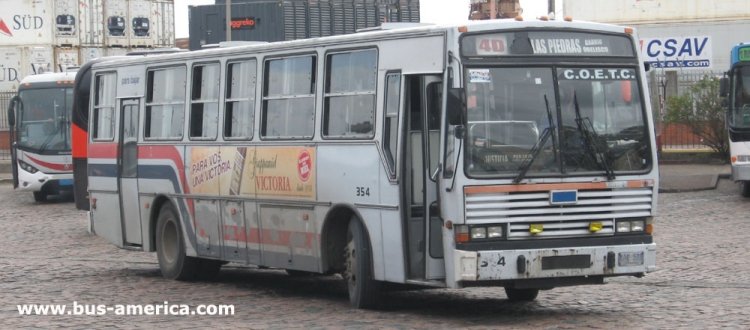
514;95;557;183
573;93;615;180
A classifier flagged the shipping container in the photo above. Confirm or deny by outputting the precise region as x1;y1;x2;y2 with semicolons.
104;0;128;47
563;0;750;24
152;0;175;47
0;0;54;46
54;46;79;71
54;0;80;46
0;46;54;91
129;0;153;47
80;46;105;64
79;0;104;46
189;0;420;50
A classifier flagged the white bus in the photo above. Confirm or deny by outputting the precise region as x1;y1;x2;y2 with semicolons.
82;19;658;308
7;72;76;202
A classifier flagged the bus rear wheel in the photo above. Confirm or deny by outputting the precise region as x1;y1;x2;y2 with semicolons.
155;203;199;280
343;218;381;309
504;287;539;302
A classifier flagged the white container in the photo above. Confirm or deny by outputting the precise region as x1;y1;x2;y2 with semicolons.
129;0;153;47
105;47;129;57
0;0;54;46
104;0;128;47
53;0;79;46
564;0;750;24
79;0;104;46
54;46;79;71
152;0;174;47
0;46;54;91
80;46;105;64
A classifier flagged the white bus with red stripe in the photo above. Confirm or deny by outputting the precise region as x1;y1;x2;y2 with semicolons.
85;19;658;309
7;72;76;202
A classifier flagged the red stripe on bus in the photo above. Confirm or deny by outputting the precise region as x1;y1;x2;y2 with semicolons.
71;123;88;158
89;143;118;159
464;180;654;194
25;154;71;172
137;145;190;194
221;225;317;249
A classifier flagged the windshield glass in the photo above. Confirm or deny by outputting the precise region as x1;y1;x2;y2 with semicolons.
17;88;73;152
465;66;650;178
729;65;750;128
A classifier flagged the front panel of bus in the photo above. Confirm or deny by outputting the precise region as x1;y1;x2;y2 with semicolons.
727;45;750;181
11;82;74;193
440;27;657;287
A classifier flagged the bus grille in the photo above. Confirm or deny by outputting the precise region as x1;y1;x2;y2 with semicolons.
465;187;653;239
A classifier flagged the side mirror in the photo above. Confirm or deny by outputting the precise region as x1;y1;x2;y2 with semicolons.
644;62;651;72
7;95;17;127
720;77;730;98
447;87;465;126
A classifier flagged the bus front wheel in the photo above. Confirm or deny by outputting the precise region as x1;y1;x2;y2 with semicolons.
155;203;199;280
741;181;750;197
343;218;381;309
504;287;539;302
33;191;47;202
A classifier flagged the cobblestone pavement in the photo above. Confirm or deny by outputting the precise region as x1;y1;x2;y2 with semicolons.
2;182;750;328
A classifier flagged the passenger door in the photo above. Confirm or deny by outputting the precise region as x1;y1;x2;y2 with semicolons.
404;75;445;280
118;98;142;245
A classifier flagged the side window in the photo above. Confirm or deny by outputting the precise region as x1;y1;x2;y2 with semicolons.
262;55;315;139
225;59;257;140
190;63;220;139
383;72;401;176
92;73;116;141
145;67;186;139
323;49;377;138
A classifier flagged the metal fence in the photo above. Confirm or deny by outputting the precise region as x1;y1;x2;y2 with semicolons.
0;91;13;160
648;69;723;152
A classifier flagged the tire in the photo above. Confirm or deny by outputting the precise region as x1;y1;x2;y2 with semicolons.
741;181;750;197
504;287;539;302
343;218;381;309
155;203;199;280
33;191;47;202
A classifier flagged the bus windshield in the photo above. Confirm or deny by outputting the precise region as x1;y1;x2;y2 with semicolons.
17;88;73;153
729;65;750;129
465;66;649;178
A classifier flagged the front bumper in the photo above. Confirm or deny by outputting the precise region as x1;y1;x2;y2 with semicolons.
455;243;656;282
732;164;750;181
17;167;73;192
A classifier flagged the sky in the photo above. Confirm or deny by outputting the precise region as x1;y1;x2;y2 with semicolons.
173;0;562;39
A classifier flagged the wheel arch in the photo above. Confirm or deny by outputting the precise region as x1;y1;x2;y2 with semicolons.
320;203;371;274
147;194;175;252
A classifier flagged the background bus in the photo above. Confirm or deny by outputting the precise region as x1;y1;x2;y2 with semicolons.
721;43;750;196
78;19;658;309
7;72;76;202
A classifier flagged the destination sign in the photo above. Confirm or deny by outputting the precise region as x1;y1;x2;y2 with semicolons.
740;47;750;62
463;31;635;57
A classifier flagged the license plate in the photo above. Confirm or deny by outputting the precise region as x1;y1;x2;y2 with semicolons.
58;179;73;186
618;252;644;267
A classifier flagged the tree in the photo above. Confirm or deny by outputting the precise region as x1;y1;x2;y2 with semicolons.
664;76;728;159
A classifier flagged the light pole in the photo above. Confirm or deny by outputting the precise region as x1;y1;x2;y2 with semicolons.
226;0;232;42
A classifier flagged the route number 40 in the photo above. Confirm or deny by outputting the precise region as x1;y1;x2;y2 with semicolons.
356;187;370;197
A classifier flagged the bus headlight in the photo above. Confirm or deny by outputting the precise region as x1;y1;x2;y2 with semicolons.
487;226;504;238
470;227;487;239
19;160;39;174
617;219;646;233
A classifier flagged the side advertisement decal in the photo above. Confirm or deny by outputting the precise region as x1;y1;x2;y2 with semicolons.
189;146;316;199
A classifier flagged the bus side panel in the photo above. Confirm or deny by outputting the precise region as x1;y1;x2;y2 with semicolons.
258;205;318;271
317;144;392;281
137;144;198;257
88;176;123;247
